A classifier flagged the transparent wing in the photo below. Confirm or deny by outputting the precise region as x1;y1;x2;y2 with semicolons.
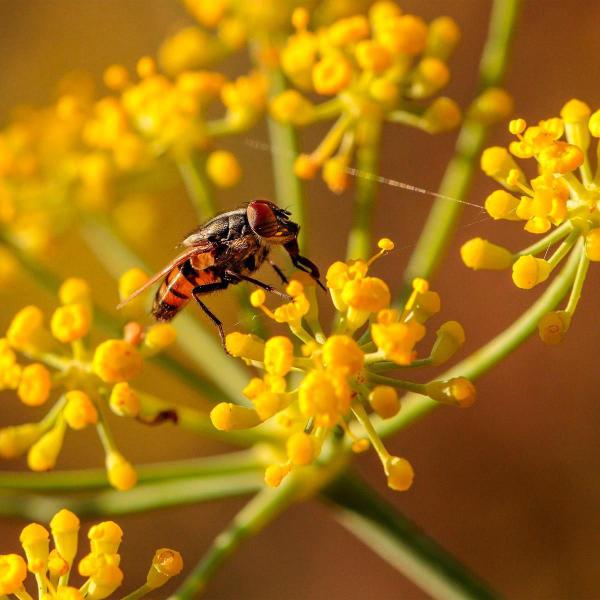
116;242;215;309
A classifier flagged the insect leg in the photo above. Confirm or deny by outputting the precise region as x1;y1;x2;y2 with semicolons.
192;282;230;353
269;260;289;285
225;270;291;300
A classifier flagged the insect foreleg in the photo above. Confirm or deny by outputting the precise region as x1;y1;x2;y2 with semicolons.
192;282;230;353
225;271;292;301
268;260;289;285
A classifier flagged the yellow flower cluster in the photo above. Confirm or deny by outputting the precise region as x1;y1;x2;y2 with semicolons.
461;99;600;343
0;509;182;599
210;240;474;492
0;277;176;490
270;3;464;193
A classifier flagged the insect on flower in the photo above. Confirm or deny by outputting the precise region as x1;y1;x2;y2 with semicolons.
117;200;324;351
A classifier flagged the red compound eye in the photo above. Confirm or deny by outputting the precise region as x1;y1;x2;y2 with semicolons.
247;200;278;237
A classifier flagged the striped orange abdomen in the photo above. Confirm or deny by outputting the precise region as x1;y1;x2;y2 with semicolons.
152;255;219;322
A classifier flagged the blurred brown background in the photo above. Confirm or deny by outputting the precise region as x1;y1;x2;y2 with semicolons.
1;1;600;598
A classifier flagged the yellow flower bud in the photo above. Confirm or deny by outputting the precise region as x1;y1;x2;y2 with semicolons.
48;549;69;578
0;423;43;459
538;311;571;345
369;78;398;106
51;303;91;343
59;278;91;305
480;146;523;190
369;386;400;419
342;276;391;313
55;585;84;600
210;403;261;431
422;96;461;133
0;554;28;595
20;523;50;572
386;457;414;491
538;141;584;174
484;190;521;221
270;90;315;125
105;452;137;491
264;336;294;376
426;16;460;60
410;57;450;99
144;323;177;352
7;305;44;350
253;391;284;421
249;289;266;307
509;118;527;135
64;391;98;430
322;335;364;375
146;548;184;590
298;369;352;427
27;420;66;471
469;87;513;124
352;438;370;453
589;109;600;137
371;319;425;365
118;268;149;304
17;363;52;407
425;377;476;408
225;332;265;361
103;64;129;90
460;238;513;271
378;238;395;251
355;40;392;73
430;321;466;365
88;520;123;555
87;564;124;600
264;463;290;488
50;509;80;566
312;54;352;96
584;228;600;261
376;15;428;55
294;154;319;179
511;255;551;289
93;340;142;383
109;382;140;417
327;15;370;46
560;99;591;123
287;432;316;466
323;156;349;194
206;150;242;188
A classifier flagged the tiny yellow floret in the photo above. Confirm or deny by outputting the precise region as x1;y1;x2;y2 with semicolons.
264;336;294;376
59;278;91;305
64;390;98;430
146;548;184;589
538;311;571;345
206;150;242;188
264;463;290;488
287;432;316;466
7;305;44;350
210;403;261;431
584;229;600;261
51;303;91;343
511;255;551;289
109;382;141;417
93;340;143;383
225;332;265;361
369;386;400;419
17;363;51;407
0;554;28;595
105;452;138;491
386;457;414;491
460;238;513;271
322;335;364;375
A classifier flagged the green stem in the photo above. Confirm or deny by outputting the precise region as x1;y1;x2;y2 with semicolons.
121;583;153;600
80;214;250;402
259;60;307;252
401;0;521;300
378;245;581;439
517;221;572;257
172;481;300;599
177;154;217;221
367;372;427;394
0;451;261;491
0;472;262;520
323;473;499;600
346;120;382;259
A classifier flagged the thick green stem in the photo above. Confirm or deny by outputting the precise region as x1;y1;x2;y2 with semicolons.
401;0;521;300
172;482;300;599
177;154;217;221
346;121;382;260
0;472;263;520
323;473;499;600
379;245;581;439
80;214;249;401
0;451;262;491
